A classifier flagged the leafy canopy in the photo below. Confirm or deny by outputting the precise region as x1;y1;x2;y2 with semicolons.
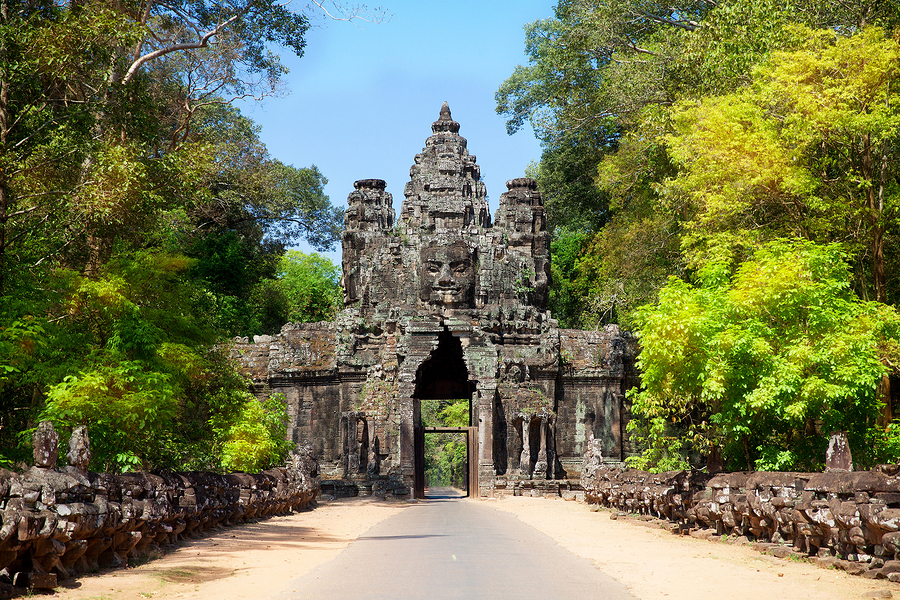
629;239;900;471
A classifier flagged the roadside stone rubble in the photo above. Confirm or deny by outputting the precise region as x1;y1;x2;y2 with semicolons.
0;422;319;592
581;441;900;581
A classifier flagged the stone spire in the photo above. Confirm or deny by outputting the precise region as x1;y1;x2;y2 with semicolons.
431;101;460;133
401;103;490;231
340;178;395;307
495;177;551;308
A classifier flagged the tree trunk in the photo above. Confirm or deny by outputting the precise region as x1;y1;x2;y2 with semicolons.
0;0;10;294
862;133;886;302
878;374;892;428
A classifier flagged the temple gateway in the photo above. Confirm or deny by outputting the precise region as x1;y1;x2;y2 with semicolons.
233;104;638;498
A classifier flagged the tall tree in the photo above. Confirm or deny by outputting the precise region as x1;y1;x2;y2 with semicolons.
0;0;368;468
663;25;900;301
628;239;900;471
499;0;900;327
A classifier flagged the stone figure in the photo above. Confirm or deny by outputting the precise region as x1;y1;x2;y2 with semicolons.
418;240;475;308
32;420;59;468
66;425;91;471
826;430;853;471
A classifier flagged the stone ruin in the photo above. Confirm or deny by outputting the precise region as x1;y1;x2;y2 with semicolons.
580;440;900;581
233;103;638;498
0;422;318;591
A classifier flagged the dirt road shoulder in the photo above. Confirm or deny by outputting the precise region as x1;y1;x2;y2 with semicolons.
47;498;409;600
490;496;894;600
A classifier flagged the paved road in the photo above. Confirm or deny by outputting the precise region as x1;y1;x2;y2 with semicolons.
279;494;636;600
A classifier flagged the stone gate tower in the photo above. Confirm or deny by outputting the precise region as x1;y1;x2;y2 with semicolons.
234;104;637;498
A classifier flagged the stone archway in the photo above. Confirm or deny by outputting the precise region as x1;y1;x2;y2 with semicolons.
413;329;477;498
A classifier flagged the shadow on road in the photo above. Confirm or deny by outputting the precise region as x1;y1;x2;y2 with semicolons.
356;534;447;541
424;486;466;500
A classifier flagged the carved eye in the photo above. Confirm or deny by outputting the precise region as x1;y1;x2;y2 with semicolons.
451;261;470;274
426;262;441;273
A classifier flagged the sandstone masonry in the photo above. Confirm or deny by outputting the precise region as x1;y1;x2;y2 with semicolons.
580;439;900;580
233;104;638;498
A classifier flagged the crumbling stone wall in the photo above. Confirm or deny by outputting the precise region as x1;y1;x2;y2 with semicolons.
0;424;319;590
580;440;900;579
232;323;344;462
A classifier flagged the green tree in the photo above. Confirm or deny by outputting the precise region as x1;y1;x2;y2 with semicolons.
255;250;341;329
0;0;384;472
663;25;900;301
421;399;469;489
628;239;900;472
215;392;292;473
499;0;900;328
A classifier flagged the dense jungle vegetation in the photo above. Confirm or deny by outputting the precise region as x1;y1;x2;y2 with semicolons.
0;0;347;472
499;0;900;471
421;399;469;490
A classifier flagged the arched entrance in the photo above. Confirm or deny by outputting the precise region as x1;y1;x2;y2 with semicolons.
413;329;478;498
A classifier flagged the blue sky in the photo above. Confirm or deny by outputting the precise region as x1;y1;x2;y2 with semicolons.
236;1;554;263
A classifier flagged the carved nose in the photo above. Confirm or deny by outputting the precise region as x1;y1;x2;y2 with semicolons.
438;265;455;286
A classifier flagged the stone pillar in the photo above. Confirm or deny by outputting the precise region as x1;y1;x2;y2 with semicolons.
367;419;379;475
477;382;497;496
340;414;349;477
519;417;531;477
547;417;557;480
533;415;548;480
397;385;416;486
347;411;360;475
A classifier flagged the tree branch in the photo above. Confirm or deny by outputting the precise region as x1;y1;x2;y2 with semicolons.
633;10;700;31
122;13;241;85
306;0;390;26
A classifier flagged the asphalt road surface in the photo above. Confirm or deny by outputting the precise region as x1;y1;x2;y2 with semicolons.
279;490;636;600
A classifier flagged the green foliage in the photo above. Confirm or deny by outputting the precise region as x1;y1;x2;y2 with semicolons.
868;424;900;466
549;228;591;327
0;0;348;474
243;250;341;335
500;0;900;329
276;250;342;323
662;25;900;302
422;399;469;489
43;363;177;471
624;417;690;472
528;129;614;234
629;239;900;471
216;393;292;473
438;401;470;428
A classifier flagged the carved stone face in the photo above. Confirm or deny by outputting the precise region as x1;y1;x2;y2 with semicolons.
419;241;475;308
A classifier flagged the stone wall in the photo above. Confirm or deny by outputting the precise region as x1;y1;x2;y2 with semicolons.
580;439;900;579
231;323;347;473
556;327;638;476
0;437;319;591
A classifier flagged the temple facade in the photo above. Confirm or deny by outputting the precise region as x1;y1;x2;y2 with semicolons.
233;104;638;498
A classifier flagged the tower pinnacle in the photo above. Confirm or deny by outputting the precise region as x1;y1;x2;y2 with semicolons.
431;101;460;134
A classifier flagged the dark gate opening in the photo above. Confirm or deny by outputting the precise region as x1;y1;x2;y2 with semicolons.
413;330;477;499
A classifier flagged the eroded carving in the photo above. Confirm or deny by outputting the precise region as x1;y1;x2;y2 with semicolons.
418;240;476;308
